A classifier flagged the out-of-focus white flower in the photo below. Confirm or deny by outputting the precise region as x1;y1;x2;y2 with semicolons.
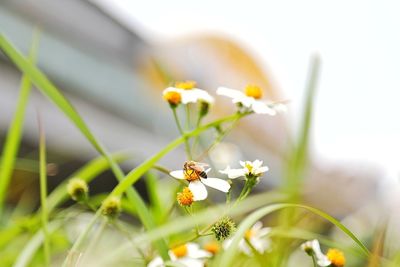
170;166;230;201
163;81;214;104
216;85;286;115
148;243;212;267
219;160;269;179
301;239;332;266
224;221;271;255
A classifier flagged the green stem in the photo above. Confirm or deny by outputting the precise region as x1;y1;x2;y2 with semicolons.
62;210;101;267
38;114;50;267
311;253;318;267
172;107;192;159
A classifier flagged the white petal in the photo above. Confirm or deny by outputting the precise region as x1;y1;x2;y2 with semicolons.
181;90;200;104
239;161;246;167
200;178;230;192
271;103;287;113
187;243;212;258
254;166;269;175
252;160;263;169
258;227;271;237
147;256;164;267
252;221;263;232
317;256;332;267
233;96;254;107
177;258;205;267
219;167;246;179
189;180;208;200
170;170;185;179
216;87;245;99
251;238;270;254
251;101;277;115
192;89;215;103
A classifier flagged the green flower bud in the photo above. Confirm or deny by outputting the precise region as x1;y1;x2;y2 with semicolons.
101;196;121;219
67;178;88;202
211;217;236;241
199;101;210;118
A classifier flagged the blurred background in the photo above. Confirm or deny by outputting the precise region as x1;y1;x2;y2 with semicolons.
1;0;400;245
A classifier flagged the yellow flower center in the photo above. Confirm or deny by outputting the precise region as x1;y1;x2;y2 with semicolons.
177;187;194;206
204;241;220;255
245;163;253;173
175;80;196;90
245;85;263;99
326;248;346;267
163;91;182;105
245;229;255;240
171;244;188;258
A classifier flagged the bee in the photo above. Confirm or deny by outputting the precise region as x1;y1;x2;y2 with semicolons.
183;161;209;181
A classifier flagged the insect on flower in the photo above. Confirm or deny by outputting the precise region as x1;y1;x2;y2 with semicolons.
184;161;208;180
170;161;230;201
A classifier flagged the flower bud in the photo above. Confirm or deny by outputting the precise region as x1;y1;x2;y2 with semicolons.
199;101;210;118
101;196;121;219
211;217;236;241
67;178;88;202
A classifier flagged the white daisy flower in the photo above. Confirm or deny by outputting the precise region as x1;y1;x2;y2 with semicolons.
301;239;332;266
170;161;230;201
224;221;271;255
148;243;212;267
216;85;286;115
163;81;214;105
219;160;269;179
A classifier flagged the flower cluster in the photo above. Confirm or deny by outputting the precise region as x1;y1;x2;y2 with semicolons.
162;81;286;116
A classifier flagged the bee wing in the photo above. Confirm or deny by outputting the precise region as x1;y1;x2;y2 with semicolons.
191;165;206;172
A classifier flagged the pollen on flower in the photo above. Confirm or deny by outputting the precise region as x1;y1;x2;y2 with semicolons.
245;163;253;174
184;169;201;181
245;84;263;99
204;241;220;255
245;229;254;240
177;187;194;206
175;80;196;90
326;248;345;267
171;244;188;258
163;91;181;106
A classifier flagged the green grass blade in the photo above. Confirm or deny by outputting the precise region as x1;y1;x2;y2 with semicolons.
145;171;163;224
0;34;171;260
37;115;50;266
285;54;321;195
218;203;370;267
13;221;63;267
0;31;39;216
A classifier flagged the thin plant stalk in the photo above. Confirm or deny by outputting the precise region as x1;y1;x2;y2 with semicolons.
62;210;102;267
38;113;50;266
172;107;192;159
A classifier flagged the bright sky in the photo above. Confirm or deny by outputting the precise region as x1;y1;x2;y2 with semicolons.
92;0;400;182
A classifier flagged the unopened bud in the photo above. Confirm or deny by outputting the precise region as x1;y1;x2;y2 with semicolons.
67;178;88;202
101;196;121;219
211;217;236;241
